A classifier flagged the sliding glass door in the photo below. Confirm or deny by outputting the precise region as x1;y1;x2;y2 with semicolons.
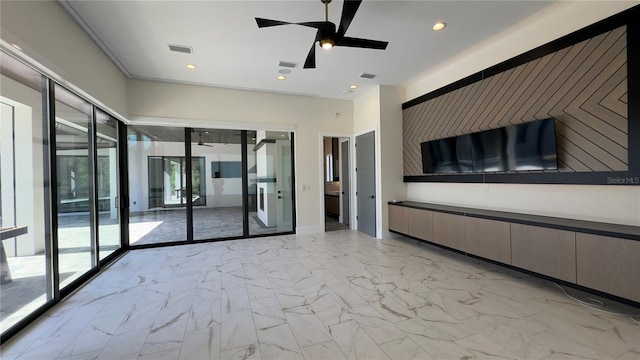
1;51;124;343
191;129;243;240
127;127;295;246
0;54;50;334
95;110;120;261
127;126;187;245
54;84;94;289
249;131;294;235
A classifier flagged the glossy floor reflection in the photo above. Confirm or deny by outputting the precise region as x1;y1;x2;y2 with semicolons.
2;230;638;359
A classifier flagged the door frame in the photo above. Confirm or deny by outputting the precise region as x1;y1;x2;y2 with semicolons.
339;138;350;225
318;133;354;232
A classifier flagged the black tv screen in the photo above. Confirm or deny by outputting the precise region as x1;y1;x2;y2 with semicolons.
470;128;508;172
421;134;472;174
510;117;557;170
421;118;558;174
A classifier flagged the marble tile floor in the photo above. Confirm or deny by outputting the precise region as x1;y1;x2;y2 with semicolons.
1;208;289;332
1;230;639;360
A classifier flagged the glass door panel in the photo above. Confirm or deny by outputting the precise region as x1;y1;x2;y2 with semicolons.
95;109;119;261
127;126;186;245
54;84;93;289
0;53;50;333
249;131;294;235
191;129;243;240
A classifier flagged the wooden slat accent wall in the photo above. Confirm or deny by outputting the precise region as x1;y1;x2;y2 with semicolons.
403;27;628;176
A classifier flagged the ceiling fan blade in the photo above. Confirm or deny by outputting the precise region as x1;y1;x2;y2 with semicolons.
303;41;316;69
336;0;362;39
255;18;294;28
337;36;388;50
298;21;333;31
257;18;330;31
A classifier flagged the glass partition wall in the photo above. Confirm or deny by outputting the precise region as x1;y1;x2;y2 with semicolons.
191;128;244;239
127;126;187;245
0;51;124;342
1;51;295;343
0;53;50;335
127;127;295;246
249;131;294;235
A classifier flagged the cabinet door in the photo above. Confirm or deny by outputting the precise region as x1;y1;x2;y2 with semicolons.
464;217;511;264
388;204;408;234
433;212;466;251
511;224;576;282
576;233;640;302
408;208;433;241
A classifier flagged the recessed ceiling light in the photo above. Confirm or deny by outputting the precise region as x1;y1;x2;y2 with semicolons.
278;69;291;75
280;134;286;137
186;64;197;70
11;43;22;51
433;22;446;31
277;75;286;80
349;84;358;89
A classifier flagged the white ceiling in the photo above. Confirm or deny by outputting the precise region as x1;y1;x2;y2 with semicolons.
61;0;557;100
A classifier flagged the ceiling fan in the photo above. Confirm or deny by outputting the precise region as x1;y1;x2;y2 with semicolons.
196;132;213;147
256;0;388;69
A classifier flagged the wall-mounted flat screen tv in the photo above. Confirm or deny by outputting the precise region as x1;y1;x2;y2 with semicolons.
421;134;472;173
422;118;558;174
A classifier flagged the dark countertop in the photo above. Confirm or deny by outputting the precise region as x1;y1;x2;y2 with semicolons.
325;192;339;197
389;201;640;241
0;226;28;241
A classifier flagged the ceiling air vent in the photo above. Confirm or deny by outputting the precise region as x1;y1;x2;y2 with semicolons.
360;73;376;79
278;61;297;68
168;44;193;54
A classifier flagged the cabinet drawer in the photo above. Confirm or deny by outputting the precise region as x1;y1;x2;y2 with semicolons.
433;212;466;251
576;233;640;302
511;224;576;282
465;217;511;264
388;204;408;234
408;208;433;241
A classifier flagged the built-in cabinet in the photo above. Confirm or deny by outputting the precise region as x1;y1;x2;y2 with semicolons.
511;224;576;283
408;207;433;240
325;195;339;216
388;202;640;303
576;233;640;302
433;212;465;251
464;217;511;265
388;204;407;234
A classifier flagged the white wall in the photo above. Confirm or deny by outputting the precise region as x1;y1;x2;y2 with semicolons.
127;80;353;233
0;1;128;119
403;1;640;226
378;86;406;235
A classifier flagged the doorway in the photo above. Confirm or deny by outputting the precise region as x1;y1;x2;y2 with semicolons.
323;136;350;232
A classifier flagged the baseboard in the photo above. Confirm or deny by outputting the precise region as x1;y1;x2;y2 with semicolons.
295;225;324;235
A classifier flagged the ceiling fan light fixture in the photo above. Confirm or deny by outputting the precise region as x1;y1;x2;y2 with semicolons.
320;38;335;49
